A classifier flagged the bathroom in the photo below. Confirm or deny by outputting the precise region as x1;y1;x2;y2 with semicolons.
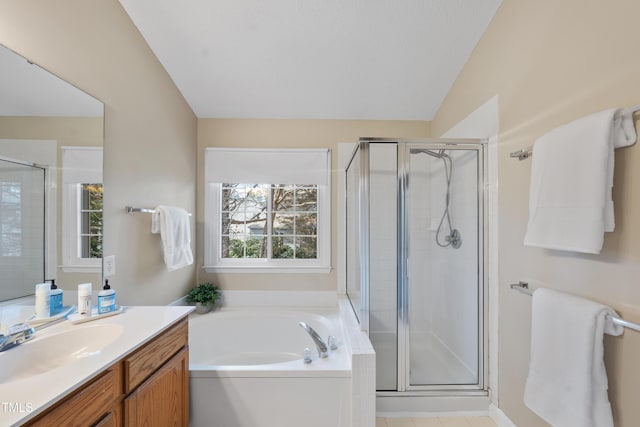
1;0;640;426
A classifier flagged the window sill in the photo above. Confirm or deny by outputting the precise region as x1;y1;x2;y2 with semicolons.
202;265;332;274
60;264;101;273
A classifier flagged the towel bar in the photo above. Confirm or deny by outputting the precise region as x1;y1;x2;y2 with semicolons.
510;281;640;332
509;104;640;161
125;206;192;216
509;148;532;161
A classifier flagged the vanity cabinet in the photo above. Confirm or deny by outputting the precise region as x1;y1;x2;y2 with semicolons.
124;319;189;426
23;316;189;427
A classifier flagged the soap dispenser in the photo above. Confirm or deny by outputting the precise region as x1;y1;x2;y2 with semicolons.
49;279;63;315
98;280;116;314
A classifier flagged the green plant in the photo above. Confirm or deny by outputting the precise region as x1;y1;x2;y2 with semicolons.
186;282;220;306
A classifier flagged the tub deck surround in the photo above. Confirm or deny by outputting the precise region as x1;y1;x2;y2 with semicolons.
189;308;351;377
188;292;376;427
0;305;193;427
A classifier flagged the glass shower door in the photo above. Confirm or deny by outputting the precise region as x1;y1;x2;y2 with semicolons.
0;158;45;301
403;142;484;390
346;142;398;390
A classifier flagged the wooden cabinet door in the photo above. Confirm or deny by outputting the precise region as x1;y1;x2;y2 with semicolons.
124;347;189;427
94;404;123;427
25;363;122;427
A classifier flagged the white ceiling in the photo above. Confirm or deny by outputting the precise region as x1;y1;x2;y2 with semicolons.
119;0;501;121
0;45;103;117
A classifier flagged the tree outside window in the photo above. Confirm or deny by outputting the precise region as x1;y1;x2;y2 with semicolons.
221;183;318;260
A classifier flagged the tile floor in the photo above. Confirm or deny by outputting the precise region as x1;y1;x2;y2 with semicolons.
376;416;497;427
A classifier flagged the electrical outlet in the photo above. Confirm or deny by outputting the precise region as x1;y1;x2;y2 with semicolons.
103;255;116;277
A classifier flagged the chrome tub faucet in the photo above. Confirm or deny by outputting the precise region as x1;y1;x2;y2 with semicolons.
298;321;328;358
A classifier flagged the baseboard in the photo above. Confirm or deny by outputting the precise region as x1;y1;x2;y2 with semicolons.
490;404;517;427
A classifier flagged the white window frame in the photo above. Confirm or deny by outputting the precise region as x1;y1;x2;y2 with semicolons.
203;148;331;274
61;147;103;273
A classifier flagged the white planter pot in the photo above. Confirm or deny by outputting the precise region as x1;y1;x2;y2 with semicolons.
195;302;212;314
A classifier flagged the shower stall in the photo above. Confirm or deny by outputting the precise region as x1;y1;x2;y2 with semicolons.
345;138;487;398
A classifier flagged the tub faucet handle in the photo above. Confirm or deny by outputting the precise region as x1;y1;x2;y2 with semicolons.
327;335;338;351
303;347;312;364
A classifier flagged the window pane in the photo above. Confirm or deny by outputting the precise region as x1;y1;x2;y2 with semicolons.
90;235;102;258
80;183;103;259
221;235;237;258
296;213;317;235
221;183;269;259
272;236;294;259
246;237;266;258
295;237;317;259
272;185;294;212
247;220;267;238
273;214;293;235
222;212;232;234
296;186;317;212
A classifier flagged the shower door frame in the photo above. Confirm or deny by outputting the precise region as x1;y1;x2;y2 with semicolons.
397;139;488;393
353;138;488;394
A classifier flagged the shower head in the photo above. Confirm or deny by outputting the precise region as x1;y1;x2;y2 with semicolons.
409;148;450;159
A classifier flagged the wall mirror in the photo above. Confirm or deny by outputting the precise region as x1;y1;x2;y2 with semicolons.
0;44;104;301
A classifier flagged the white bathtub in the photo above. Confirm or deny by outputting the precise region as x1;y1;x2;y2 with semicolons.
188;306;356;427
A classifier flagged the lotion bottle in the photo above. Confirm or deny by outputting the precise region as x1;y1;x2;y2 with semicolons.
78;283;92;317
35;283;50;319
49;279;63;315
97;280;116;314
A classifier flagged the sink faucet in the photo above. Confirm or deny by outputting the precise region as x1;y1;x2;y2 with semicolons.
298;321;328;358
0;323;35;352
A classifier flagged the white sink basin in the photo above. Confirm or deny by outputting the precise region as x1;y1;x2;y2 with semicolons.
0;323;124;383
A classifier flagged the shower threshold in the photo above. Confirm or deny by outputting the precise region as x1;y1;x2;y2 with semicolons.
376;391;491;417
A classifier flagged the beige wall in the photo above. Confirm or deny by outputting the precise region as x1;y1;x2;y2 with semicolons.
0;0;198;305
197;118;430;291
0;116;104;288
432;1;640;426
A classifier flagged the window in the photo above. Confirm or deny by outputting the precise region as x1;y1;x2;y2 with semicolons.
222;183;318;259
61;147;103;272
204;148;330;273
79;183;103;259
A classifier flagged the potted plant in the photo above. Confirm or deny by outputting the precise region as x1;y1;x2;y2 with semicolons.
186;282;220;314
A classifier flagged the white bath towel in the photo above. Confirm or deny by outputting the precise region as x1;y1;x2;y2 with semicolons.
524;288;623;427
524;108;637;254
151;205;193;271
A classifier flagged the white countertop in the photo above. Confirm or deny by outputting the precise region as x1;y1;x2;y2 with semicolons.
0;305;193;426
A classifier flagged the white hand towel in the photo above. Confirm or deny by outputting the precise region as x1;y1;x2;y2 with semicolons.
524;288;623;427
151;205;193;271
524;108;637;254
